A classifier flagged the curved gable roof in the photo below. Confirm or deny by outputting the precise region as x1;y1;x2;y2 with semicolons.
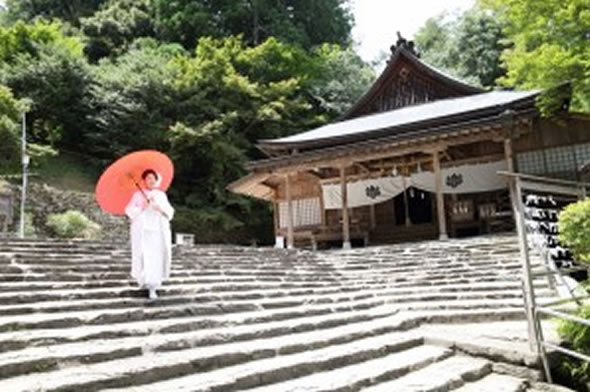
343;44;484;119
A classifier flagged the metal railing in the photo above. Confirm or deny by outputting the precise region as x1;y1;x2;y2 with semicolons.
499;171;590;384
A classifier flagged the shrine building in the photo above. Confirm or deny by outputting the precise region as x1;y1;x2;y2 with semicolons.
229;36;590;249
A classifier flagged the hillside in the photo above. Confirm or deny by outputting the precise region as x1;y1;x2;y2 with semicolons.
1;153;127;240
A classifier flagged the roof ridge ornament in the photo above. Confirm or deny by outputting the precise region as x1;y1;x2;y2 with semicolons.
390;32;419;58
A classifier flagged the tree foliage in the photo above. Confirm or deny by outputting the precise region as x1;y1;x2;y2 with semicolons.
0;0;371;243
81;0;154;62
152;0;353;50
482;0;590;111
3;0;107;26
309;44;375;115
86;39;182;159
0;21;92;151
559;199;590;264
0;84;27;171
414;7;508;87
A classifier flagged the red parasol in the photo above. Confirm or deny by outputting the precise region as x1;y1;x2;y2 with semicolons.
95;150;174;216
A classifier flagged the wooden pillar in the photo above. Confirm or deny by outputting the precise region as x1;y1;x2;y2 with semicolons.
402;174;411;227
340;167;351;249
504;138;515;172
433;151;448;240
272;200;281;248
369;204;376;229
285;174;294;249
318;183;326;226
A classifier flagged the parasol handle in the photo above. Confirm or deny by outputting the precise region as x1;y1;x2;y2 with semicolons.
127;173;151;204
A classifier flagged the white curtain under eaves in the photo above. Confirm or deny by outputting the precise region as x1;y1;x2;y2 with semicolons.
322;160;508;210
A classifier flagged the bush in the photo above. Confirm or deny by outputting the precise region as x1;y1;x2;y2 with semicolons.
23;212;36;237
557;304;590;385
46;210;101;239
559;199;590;264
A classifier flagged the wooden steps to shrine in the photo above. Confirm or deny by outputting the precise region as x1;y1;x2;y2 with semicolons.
0;235;573;391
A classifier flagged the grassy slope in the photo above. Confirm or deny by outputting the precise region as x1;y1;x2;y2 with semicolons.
30;152;100;193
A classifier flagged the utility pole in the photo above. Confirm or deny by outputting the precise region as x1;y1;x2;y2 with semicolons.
19;112;29;239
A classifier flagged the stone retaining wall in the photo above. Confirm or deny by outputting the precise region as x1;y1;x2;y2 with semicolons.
6;182;128;241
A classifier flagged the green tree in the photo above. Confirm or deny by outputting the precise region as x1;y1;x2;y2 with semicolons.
152;0;353;50
164;36;329;243
3;0;106;26
0;84;27;172
414;7;508;87
308;44;375;116
482;0;590;111
168;37;315;199
0;20;92;152
0;20;82;62
0;84;54;173
81;0;154;62
86;39;184;160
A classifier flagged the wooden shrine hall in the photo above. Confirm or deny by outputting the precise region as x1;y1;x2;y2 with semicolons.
229;36;590;249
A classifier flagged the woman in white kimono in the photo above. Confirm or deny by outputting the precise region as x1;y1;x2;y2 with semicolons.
125;169;174;299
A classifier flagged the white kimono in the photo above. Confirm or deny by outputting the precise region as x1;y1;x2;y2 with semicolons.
125;189;174;289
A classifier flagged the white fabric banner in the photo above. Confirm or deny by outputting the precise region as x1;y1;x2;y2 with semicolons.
410;160;508;194
322;160;507;210
322;176;405;209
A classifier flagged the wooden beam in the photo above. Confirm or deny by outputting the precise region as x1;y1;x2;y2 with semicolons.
340;167;351;249
261;129;500;176
433;150;448;240
318;150;507;185
440;153;505;169
354;162;371;174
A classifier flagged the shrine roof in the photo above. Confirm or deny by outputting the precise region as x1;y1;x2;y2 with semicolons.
342;45;484;119
259;89;539;152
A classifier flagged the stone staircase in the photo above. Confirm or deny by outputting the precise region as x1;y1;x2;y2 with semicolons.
0;235;573;391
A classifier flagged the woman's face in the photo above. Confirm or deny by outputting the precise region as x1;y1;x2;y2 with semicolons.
143;173;157;189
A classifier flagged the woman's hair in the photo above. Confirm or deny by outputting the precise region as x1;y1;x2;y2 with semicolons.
141;169;158;180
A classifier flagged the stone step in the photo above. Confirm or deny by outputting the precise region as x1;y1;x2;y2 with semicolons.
0;267;364;283
0;303;400;353
0;234;560;392
239;345;452;392
0;294;391;332
0;309;408;379
2;257;524;277
2;258;338;273
0;328;424;391
342;257;536;272
361;355;492;392
0;276;551;308
0;271;377;289
0;281;353;305
394;297;555;312
0;285;385;315
333;265;525;281
452;373;527;392
0;286;549;316
0;264;527;287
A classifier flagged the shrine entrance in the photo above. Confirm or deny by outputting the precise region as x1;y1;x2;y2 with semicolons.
393;187;434;226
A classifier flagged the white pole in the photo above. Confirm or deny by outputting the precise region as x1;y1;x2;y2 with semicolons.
19;112;28;239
